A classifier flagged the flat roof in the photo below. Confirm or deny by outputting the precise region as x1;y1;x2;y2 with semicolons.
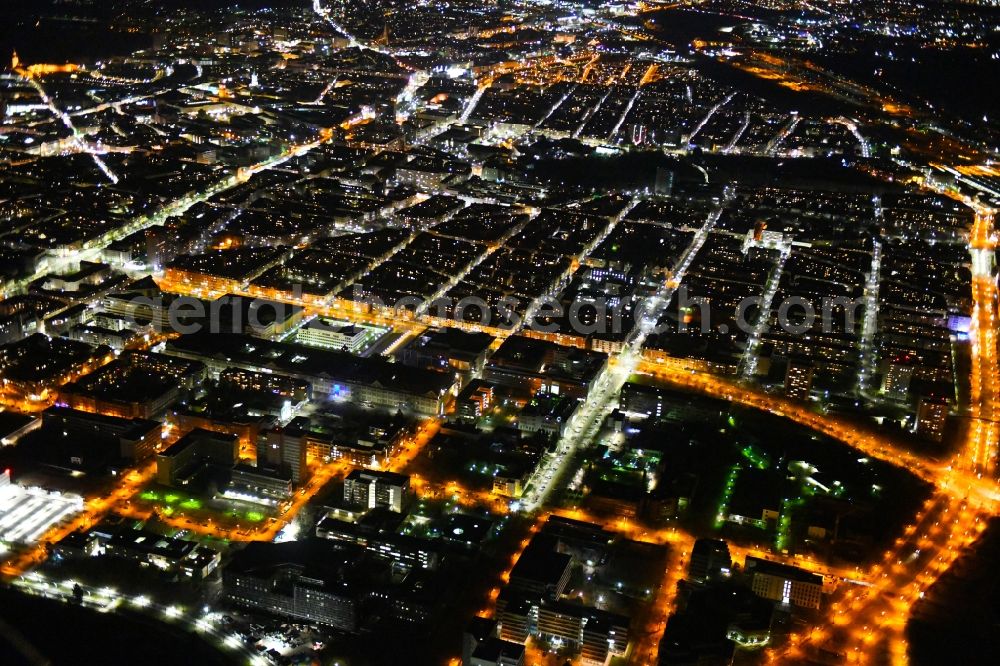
43;405;160;438
745;556;823;585
510;543;571;585
0;410;38;440
166;332;453;397
159;427;237;458
345;469;410;486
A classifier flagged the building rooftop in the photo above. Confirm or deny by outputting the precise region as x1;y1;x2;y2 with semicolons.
744;556;824;585
159;427;238;459
345;468;410;486
166;332;454;399
0;410;38;441
509;542;571;588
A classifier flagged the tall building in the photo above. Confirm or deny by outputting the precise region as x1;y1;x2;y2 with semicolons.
399;327;495;381
343;469;411;513
41;406;161;462
619;382;720;422
463;618;526;666
745;556;823;610
144;226;170;272
631;123;647;145
882;357;916;401
464;618;500;665
534;600;629;663
784;358;814;400
688;538;732;582
507;545;572;600
262;415;408;484
156;428;238;486
224;540;361;631
456;380;495;420
261;425;308;484
654;167;674;196
296;318;384;354
316;512;442;570
498;596;532;644
915;395;949;442
469;639;525;666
